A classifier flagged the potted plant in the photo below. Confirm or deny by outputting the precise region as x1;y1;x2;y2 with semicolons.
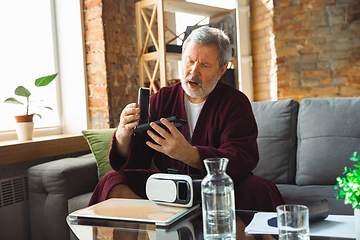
335;151;360;239
4;73;58;141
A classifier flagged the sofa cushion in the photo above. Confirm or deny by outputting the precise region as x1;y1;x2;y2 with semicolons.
251;99;299;184
82;128;116;180
28;154;98;240
68;192;93;240
276;184;353;215
68;192;93;214
296;98;360;186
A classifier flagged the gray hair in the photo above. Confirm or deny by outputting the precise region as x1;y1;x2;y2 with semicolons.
182;26;232;69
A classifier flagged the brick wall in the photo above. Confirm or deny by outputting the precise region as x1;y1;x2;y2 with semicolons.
84;0;139;129
103;0;139;128
250;0;278;101
251;0;360;102
84;0;109;129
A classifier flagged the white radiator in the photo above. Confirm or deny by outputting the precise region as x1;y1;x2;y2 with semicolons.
0;175;31;240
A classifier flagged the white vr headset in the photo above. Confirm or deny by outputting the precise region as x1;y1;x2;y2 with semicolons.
146;173;202;208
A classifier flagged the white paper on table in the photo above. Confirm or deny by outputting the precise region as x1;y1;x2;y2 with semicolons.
245;212;355;238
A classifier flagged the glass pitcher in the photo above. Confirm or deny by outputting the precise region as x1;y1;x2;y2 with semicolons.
201;158;236;240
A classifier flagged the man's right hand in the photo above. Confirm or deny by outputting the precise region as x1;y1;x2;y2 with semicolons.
115;103;140;158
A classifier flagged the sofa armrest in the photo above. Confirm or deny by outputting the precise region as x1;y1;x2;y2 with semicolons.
28;153;98;240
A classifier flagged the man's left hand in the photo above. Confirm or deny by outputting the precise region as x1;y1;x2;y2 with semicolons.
146;118;201;170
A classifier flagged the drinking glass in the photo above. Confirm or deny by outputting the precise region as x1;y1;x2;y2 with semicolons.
277;204;309;240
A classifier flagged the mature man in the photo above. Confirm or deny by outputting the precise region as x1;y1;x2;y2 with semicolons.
88;26;284;212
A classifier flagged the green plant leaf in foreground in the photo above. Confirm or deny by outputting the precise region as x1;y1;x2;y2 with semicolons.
15;86;31;98
35;73;58;87
4;97;23;105
335;151;360;209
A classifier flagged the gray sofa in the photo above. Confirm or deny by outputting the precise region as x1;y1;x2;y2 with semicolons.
28;97;358;240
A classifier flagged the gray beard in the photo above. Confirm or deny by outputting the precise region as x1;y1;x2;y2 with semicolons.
181;75;219;100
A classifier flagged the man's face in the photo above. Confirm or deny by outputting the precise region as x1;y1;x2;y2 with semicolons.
181;41;227;104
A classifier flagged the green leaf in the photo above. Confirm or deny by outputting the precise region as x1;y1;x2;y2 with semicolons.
35;73;58;87
32;113;42;119
335;151;360;208
4;97;23;105
350;152;359;161
14;86;31;98
44;106;53;111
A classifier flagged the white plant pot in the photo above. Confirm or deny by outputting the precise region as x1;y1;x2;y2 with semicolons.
16;122;34;141
355;208;360;240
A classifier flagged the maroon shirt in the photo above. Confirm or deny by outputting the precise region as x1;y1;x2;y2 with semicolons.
109;80;259;185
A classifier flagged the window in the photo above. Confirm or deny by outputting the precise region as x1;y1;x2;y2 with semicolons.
0;0;59;131
0;0;88;141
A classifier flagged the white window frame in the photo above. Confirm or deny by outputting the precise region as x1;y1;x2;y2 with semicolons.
54;0;89;134
0;0;89;141
236;0;253;101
